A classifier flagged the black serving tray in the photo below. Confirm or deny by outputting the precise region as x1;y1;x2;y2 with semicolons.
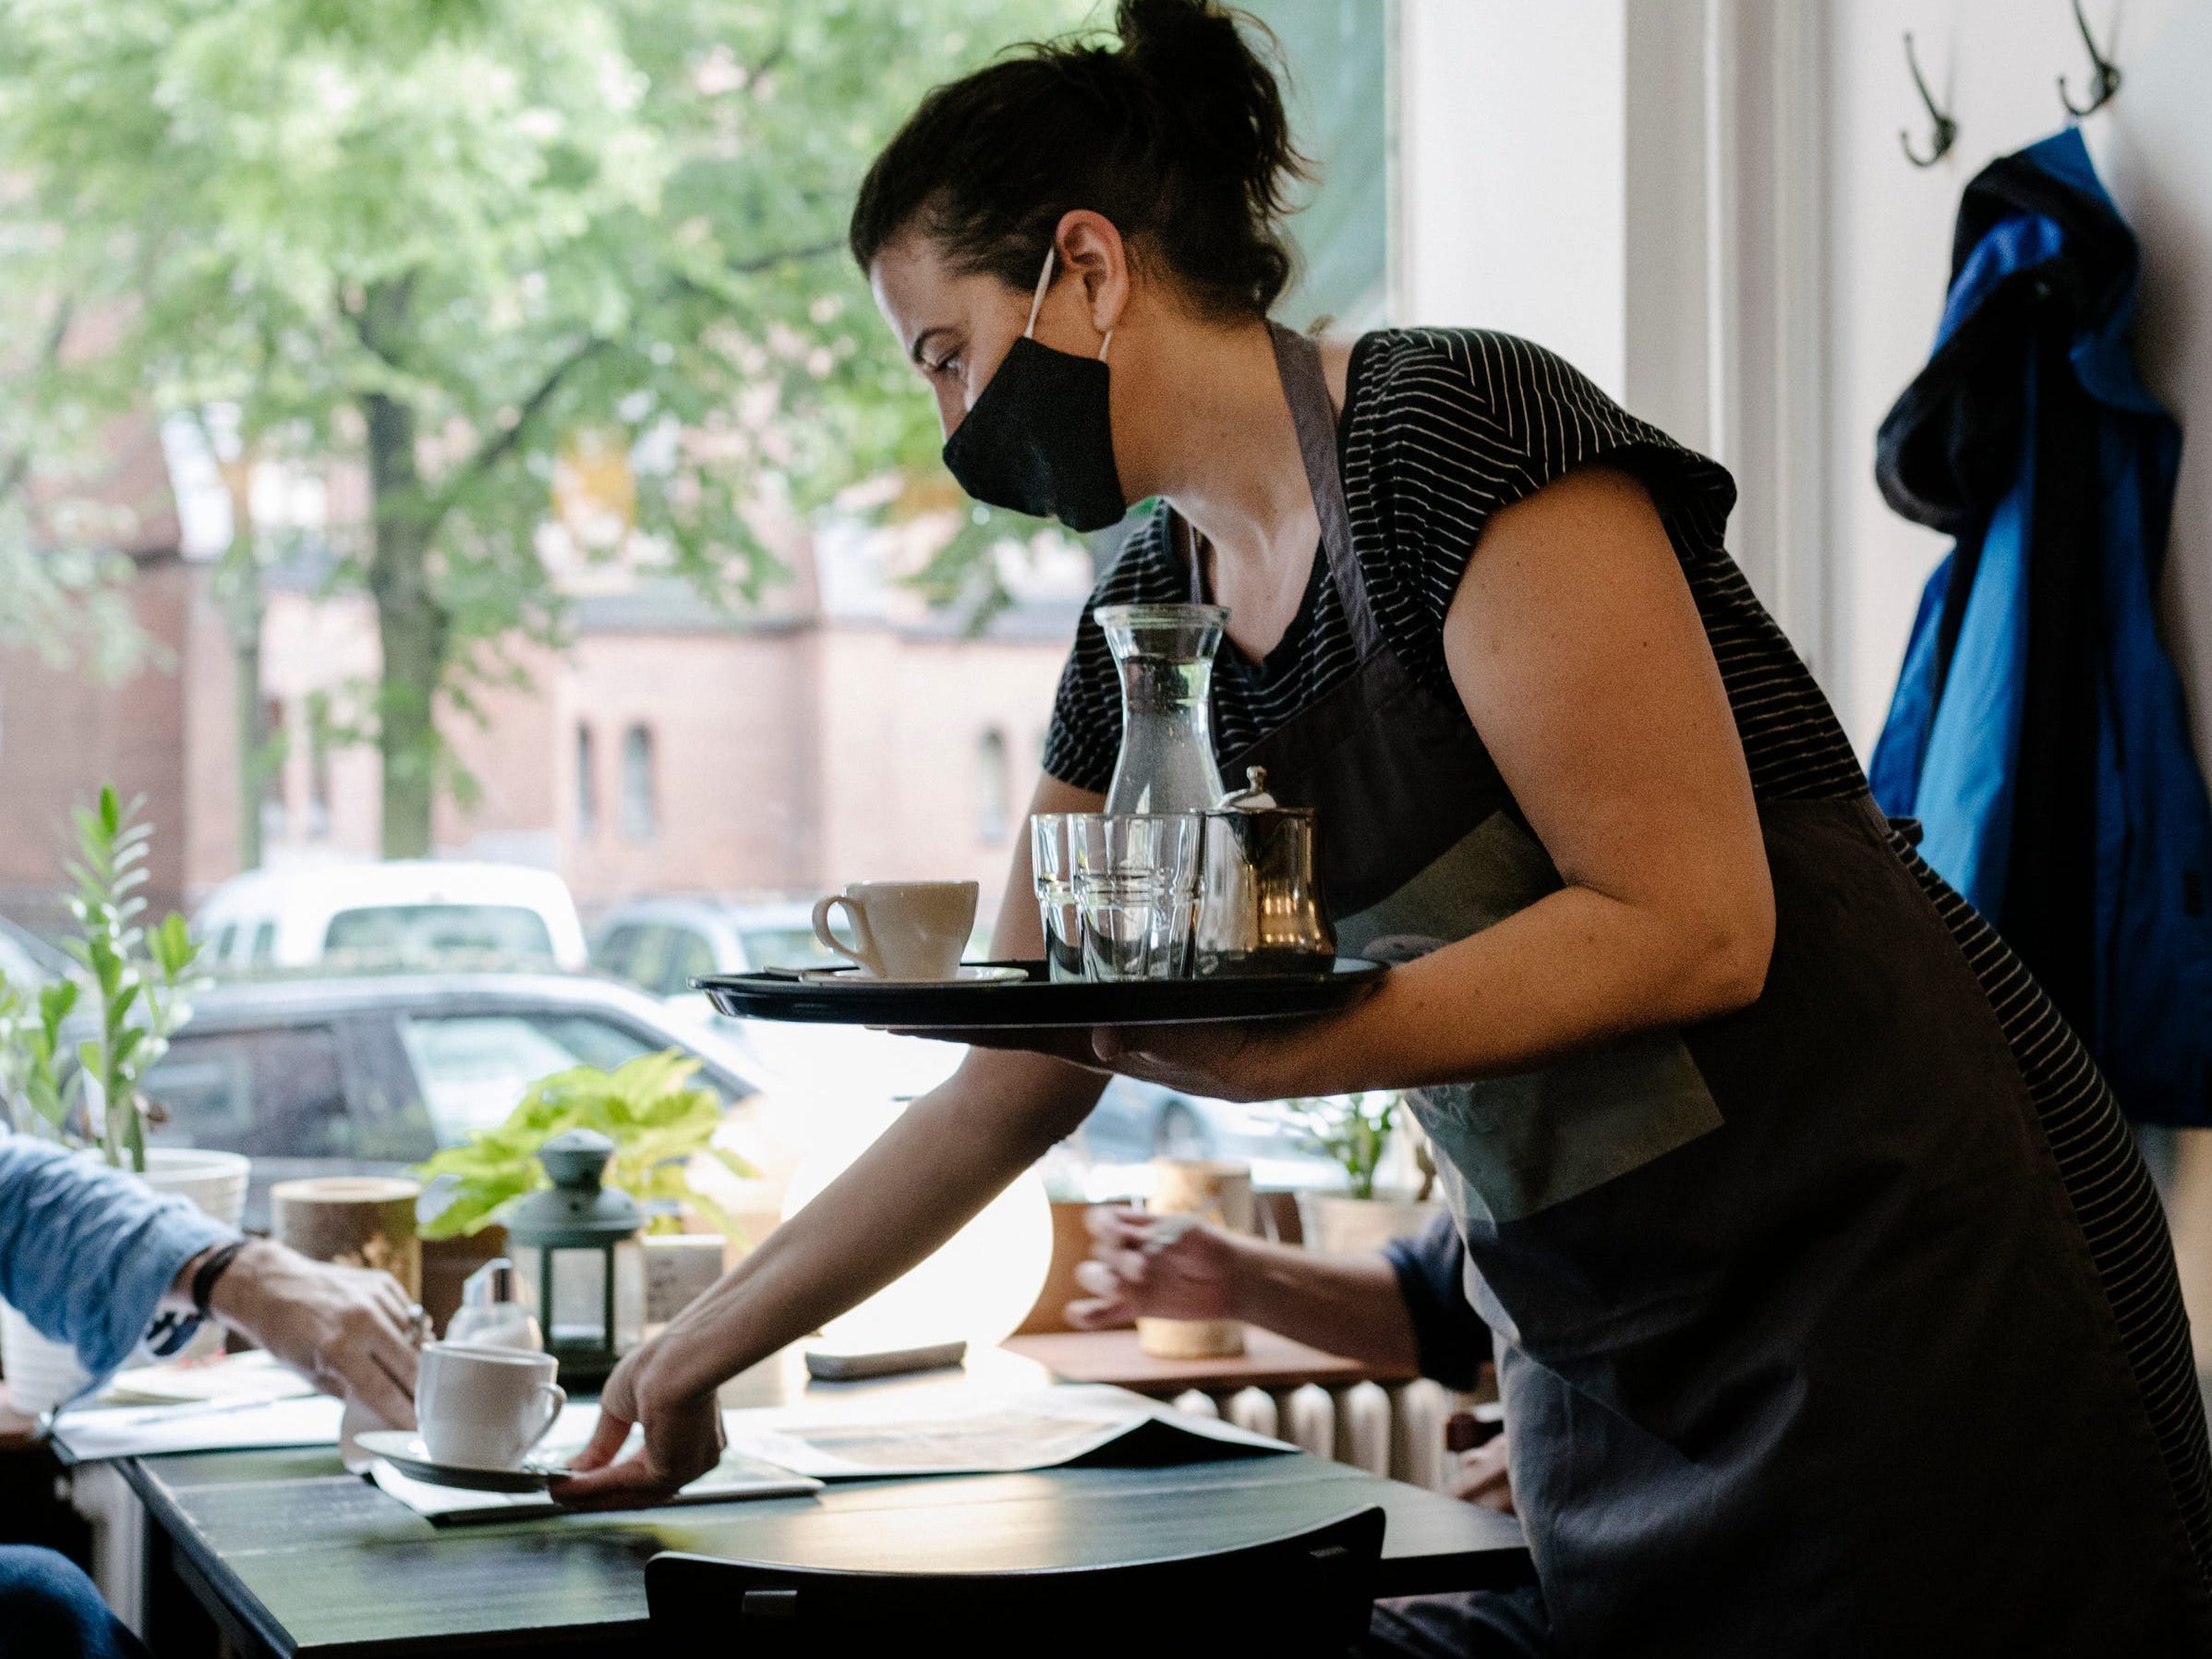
695;958;1386;1030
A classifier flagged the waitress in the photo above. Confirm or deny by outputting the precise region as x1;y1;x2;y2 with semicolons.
561;2;2212;1649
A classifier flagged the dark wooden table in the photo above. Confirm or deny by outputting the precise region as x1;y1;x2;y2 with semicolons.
118;1352;1529;1658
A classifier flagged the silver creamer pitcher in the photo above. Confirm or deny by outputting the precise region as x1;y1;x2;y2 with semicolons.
1195;767;1336;975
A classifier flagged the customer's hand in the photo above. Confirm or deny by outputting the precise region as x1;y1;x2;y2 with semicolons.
1065;1205;1244;1327
1449;1432;1516;1515
551;1336;725;1509
199;1240;420;1430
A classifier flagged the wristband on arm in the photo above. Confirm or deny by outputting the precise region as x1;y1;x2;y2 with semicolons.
143;1237;248;1360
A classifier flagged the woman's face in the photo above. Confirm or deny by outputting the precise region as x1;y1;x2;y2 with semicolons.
868;232;1104;441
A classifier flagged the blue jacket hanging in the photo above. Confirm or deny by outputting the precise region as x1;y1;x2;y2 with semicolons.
1869;127;2212;1125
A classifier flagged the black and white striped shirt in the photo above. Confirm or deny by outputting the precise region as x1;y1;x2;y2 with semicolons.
1042;327;1865;802
1043;325;2212;1586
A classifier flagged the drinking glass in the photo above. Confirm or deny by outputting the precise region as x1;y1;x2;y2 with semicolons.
1071;813;1203;981
1028;812;1083;983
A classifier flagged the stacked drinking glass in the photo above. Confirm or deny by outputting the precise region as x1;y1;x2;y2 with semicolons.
1030;812;1203;982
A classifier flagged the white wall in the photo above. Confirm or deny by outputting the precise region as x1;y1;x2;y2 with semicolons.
1823;0;2212;750
1394;0;1630;397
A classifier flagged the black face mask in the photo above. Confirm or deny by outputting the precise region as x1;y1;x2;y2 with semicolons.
940;250;1127;534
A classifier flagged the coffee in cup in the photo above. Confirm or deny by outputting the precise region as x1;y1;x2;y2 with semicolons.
811;879;979;980
416;1342;566;1470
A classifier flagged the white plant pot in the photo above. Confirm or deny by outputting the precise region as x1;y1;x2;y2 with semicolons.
1;1146;250;1414
1295;1192;1444;1256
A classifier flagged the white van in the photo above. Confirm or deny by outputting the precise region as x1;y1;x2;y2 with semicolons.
194;862;589;975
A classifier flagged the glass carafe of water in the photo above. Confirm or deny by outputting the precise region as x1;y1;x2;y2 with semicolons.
1096;602;1228;814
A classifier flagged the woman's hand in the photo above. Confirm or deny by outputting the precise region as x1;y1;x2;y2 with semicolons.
550;1336;725;1509
1066;1205;1245;1326
1449;1432;1516;1515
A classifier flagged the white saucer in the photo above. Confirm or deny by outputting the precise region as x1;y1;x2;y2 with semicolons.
355;1429;568;1493
796;965;1027;987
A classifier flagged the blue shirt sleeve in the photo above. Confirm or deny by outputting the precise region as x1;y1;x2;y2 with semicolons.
0;1129;233;1388
1381;1211;1492;1392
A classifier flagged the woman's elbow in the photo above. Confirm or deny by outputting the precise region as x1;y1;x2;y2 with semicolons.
1694;896;1775;1019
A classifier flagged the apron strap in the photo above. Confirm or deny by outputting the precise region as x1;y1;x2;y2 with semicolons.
1169;324;1384;659
1268;322;1381;655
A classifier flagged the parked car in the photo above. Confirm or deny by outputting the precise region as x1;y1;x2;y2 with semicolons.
592;895;836;992
195;862;589;975
91;972;771;1230
591;894;1344;1187
592;895;968;1104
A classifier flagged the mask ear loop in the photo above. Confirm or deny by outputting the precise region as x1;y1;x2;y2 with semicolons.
1025;244;1114;361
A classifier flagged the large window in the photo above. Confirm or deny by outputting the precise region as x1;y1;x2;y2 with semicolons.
1248;0;1387;329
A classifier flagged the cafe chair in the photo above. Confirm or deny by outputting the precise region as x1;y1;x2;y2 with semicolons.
645;1505;1385;1657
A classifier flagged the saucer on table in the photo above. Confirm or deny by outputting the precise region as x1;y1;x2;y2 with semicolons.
355;1429;568;1493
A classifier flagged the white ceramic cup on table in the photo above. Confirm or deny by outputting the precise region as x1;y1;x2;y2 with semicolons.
416;1343;566;1470
811;879;979;980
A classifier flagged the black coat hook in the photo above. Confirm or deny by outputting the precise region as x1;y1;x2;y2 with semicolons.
2059;0;2121;118
1900;33;1958;168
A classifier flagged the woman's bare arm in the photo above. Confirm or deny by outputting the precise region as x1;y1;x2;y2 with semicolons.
558;774;1110;1502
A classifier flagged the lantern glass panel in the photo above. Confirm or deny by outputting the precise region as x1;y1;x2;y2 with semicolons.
511;1240;644;1351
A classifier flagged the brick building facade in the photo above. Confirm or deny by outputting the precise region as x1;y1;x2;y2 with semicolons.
0;518;1086;932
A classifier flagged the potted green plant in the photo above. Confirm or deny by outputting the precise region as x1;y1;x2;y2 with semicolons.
414;1048;755;1240
0;787;244;1411
1284;1091;1444;1255
413;1050;758;1331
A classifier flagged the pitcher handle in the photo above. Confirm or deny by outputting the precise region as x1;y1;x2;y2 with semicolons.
811;894;882;976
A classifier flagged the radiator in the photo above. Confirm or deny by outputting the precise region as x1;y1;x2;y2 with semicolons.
1165;1379;1491;1492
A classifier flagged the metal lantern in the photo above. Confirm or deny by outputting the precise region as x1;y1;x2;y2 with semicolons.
505;1129;644;1387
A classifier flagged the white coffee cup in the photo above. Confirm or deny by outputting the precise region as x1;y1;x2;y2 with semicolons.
811;880;979;980
416;1342;566;1470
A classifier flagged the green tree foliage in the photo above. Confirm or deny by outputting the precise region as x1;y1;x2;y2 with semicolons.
413;1048;755;1240
0;0;1083;854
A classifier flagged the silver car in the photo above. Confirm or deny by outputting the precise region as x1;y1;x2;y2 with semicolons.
108;971;773;1231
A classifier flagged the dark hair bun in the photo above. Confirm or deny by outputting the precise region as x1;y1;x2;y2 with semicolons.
850;0;1311;319
1118;0;1302;219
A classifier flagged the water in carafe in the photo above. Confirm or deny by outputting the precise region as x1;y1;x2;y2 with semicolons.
1096;603;1227;814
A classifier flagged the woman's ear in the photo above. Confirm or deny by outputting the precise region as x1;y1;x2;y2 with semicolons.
1052;210;1130;343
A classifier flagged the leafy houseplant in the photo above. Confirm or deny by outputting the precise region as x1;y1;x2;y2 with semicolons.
414;1050;755;1241
0;786;203;1170
1283;1091;1407;1202
1284;1092;1443;1258
0;787;228;1412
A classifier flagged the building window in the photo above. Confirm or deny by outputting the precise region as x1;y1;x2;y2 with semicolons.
977;727;1010;845
575;723;598;842
307;695;332;840
620;723;657;842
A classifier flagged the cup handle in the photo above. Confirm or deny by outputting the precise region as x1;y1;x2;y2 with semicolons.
811;894;881;976
524;1382;567;1454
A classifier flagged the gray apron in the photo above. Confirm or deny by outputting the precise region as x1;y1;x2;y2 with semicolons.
1185;325;2208;1653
